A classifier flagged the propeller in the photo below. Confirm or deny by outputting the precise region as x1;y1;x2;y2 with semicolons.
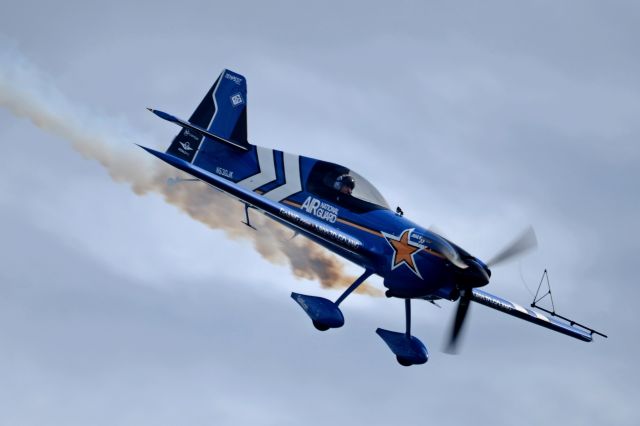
445;289;472;354
486;226;537;267
428;224;447;239
444;226;538;354
427;230;469;270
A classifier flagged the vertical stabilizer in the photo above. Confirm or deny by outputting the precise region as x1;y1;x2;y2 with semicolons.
166;69;248;162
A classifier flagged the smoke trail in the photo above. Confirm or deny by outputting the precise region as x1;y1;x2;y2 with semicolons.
0;44;379;296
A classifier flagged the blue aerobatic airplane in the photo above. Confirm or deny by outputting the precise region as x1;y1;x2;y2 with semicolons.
141;69;605;366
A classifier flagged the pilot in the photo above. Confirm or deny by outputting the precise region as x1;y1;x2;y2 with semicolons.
334;174;355;195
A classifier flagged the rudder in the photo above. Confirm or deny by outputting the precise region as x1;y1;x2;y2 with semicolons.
166;69;248;162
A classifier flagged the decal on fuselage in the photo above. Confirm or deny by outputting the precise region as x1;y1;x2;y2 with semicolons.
381;228;424;278
224;73;243;85
300;196;339;223
183;129;201;142
215;166;234;179
230;92;244;107
235;148;301;202
410;232;434;247
178;141;195;156
279;207;361;250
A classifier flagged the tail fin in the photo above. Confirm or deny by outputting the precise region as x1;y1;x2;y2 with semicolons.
166;69;248;162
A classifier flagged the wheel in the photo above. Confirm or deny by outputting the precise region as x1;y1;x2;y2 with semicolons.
396;356;413;367
313;320;330;331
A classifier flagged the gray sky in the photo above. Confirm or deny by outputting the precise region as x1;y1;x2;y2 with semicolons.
1;1;638;425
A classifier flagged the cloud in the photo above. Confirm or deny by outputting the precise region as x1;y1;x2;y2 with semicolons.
0;42;379;295
1;1;638;424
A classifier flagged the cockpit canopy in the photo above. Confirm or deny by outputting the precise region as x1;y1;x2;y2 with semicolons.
305;160;390;212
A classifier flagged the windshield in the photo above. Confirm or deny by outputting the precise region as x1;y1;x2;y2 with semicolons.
348;170;390;208
305;161;390;211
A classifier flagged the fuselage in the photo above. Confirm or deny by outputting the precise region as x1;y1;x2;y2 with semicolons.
142;143;490;301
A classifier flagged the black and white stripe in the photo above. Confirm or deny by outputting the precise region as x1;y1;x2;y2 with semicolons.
237;147;302;202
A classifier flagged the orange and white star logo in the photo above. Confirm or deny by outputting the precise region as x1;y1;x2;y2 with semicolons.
381;228;424;278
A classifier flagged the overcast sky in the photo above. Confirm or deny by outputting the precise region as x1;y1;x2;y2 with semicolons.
1;1;638;425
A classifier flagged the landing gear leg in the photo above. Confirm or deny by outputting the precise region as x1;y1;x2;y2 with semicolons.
292;269;374;331
335;270;374;306
376;298;429;366
405;298;411;337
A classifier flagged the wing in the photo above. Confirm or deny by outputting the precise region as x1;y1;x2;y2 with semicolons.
471;289;592;342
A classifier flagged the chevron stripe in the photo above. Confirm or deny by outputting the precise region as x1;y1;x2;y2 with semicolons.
263;153;302;202
237;146;276;190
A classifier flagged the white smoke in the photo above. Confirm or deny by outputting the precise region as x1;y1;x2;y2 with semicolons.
0;43;380;295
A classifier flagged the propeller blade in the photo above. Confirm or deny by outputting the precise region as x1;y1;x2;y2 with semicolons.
427;232;468;270
428;225;447;239
486;226;537;267
445;290;472;354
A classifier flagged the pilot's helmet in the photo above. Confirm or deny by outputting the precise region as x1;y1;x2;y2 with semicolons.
334;174;355;192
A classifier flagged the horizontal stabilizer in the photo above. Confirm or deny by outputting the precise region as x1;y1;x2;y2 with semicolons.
471;289;593;342
148;108;248;151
